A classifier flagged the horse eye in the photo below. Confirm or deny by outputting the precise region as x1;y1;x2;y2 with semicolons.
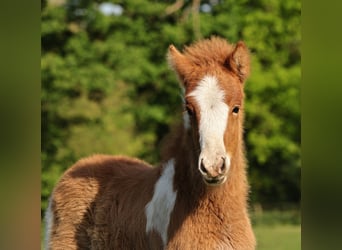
185;106;194;116
232;106;240;114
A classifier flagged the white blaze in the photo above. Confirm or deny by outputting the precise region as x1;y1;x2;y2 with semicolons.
188;75;230;166
145;159;177;247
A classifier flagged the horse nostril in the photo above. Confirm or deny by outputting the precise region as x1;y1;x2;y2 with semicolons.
220;157;226;173
200;159;208;174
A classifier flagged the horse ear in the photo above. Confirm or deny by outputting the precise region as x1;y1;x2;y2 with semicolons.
167;45;190;84
226;41;250;83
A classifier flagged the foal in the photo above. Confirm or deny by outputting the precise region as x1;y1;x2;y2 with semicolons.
45;37;256;250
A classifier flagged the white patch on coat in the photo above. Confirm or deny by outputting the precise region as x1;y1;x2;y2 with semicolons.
44;197;53;250
188;75;230;166
145;159;177;247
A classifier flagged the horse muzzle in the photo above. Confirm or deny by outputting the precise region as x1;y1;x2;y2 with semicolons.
198;155;230;186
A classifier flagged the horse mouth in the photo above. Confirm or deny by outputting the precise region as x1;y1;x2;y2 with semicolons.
203;176;227;186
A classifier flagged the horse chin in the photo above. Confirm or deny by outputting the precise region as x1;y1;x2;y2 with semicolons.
202;176;227;186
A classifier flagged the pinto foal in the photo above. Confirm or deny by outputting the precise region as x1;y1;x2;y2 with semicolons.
45;37;256;250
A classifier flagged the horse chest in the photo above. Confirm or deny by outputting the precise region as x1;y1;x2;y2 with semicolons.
166;230;233;250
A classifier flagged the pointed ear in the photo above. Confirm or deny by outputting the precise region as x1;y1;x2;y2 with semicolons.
226;41;250;83
167;45;191;83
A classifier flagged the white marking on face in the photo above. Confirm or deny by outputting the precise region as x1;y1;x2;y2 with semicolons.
188;75;231;170
44;197;53;250
145;159;177;247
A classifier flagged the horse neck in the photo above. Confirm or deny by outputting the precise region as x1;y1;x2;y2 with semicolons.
161;124;249;210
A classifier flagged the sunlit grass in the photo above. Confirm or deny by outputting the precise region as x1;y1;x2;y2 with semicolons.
254;224;301;250
251;209;301;250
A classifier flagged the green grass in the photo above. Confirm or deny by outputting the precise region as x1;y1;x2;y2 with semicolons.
251;209;301;250
254;224;301;250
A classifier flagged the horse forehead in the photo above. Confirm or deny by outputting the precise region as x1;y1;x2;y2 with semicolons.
187;75;229;105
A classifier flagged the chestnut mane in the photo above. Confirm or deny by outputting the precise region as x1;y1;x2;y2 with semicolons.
183;37;234;65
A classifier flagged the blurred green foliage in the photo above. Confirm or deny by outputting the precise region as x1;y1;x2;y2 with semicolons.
41;0;300;215
251;209;301;226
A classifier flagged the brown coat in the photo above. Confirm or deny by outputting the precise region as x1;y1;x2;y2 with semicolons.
45;37;256;250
